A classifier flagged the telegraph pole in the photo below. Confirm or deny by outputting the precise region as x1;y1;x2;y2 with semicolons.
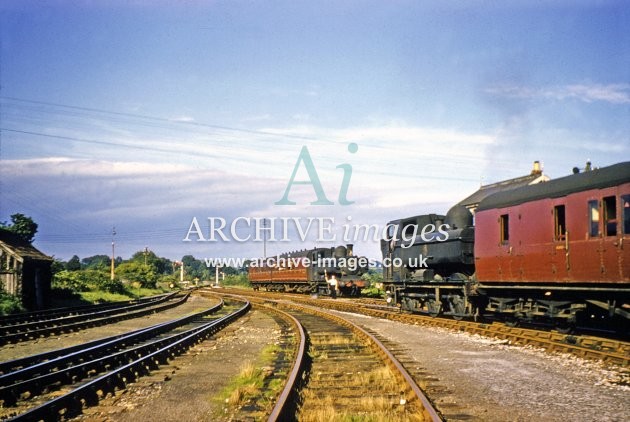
263;218;268;259
110;227;116;281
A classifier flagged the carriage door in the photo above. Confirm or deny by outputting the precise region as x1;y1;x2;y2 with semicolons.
601;195;621;279
553;204;569;281
621;194;630;280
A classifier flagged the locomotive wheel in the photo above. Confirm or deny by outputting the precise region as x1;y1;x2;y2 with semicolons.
450;296;466;320
427;299;441;317
504;316;519;327
554;320;574;334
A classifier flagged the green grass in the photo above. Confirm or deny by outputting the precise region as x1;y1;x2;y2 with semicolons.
260;343;282;361
214;343;286;411
218;362;265;406
221;273;251;288
78;287;167;303
125;287;168;298
79;291;136;303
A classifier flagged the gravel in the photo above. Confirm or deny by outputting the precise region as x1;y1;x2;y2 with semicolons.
8;294;628;421
0;295;220;363
333;311;630;421
75;309;282;422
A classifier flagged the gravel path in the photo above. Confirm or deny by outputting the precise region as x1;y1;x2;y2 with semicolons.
334;311;629;422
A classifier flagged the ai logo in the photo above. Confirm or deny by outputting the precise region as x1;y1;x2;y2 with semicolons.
275;143;358;206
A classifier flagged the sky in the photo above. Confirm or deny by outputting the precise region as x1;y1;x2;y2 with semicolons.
0;0;628;263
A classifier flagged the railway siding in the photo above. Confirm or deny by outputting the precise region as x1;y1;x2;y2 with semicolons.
0;293;188;346
229;293;442;421
0;298;250;421
243;290;630;366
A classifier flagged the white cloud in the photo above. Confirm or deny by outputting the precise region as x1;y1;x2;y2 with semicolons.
561;84;630;104
242;114;272;122
170;115;195;123
486;82;630;104
1;117;506;260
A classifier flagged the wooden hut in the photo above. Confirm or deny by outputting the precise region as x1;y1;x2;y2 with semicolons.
0;229;53;309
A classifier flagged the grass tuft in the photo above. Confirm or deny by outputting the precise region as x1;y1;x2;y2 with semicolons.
215;342;288;412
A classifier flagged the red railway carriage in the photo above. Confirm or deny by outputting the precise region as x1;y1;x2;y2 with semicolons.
248;245;369;295
248;257;310;286
381;161;630;332
475;161;630;325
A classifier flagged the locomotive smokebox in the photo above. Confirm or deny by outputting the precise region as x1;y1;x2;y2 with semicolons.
334;245;348;258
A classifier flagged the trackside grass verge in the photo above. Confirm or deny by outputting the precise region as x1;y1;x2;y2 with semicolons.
214;343;288;418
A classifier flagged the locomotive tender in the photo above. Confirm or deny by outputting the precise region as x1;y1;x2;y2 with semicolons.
382;161;630;332
249;244;369;296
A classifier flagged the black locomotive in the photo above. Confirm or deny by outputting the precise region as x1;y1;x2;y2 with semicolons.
380;205;475;318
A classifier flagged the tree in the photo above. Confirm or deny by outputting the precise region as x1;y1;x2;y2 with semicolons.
116;261;158;288
81;255;111;270
181;255;212;281
53;269;125;293
66;255;82;271
51;259;67;275
1;213;38;243
129;249;173;275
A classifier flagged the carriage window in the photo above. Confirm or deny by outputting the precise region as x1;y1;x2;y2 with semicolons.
554;205;566;241
500;214;509;244
622;195;630;235
588;200;599;237
603;196;617;236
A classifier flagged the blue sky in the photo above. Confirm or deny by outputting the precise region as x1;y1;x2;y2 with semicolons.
0;1;628;263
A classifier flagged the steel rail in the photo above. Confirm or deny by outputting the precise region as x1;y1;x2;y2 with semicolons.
8;300;251;421
350;314;443;422
279;300;443;422
0;292;190;346
0;293;174;327
265;306;306;422
0;292;191;375
1;293;177;335
239;289;630;366
0;300;224;390
232;294;442;422
0;304;225;406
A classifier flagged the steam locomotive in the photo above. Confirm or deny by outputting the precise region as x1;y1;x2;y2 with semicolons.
249;244;369;296
381;161;630;333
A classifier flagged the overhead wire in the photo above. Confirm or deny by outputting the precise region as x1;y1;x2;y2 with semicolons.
0;96;527;251
0;95;514;173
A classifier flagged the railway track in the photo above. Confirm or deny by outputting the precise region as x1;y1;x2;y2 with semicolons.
0;292;186;346
0;297;250;421
216;292;441;421
0;293;173;327
222;288;630;366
